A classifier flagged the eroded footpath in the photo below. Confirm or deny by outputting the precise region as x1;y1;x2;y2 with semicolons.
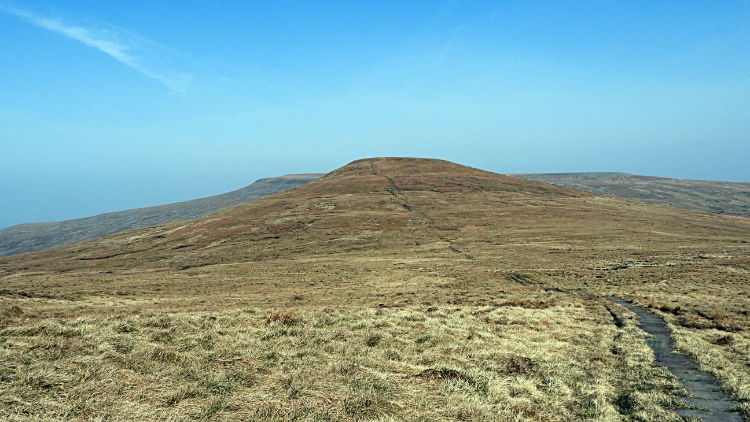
610;298;745;422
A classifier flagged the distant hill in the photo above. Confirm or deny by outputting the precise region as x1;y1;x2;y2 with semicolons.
2;158;749;421
512;172;750;218
4;170;748;259
4;158;747;278
0;174;323;257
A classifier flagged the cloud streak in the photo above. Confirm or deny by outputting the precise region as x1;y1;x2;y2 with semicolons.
2;5;192;92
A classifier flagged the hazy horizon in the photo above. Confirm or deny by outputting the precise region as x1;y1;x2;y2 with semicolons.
2;1;749;229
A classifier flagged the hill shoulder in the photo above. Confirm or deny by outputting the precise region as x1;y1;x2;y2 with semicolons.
0;174;324;257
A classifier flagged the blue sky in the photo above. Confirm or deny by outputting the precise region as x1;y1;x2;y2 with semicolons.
1;1;749;229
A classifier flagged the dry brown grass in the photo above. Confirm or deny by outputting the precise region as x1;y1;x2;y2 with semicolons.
0;298;692;421
1;157;749;420
266;310;298;326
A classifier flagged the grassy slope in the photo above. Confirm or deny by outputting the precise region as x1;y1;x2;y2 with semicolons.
1;157;749;421
0;174;324;258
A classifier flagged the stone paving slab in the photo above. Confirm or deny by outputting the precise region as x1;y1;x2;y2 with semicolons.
679;379;724;393
609;298;745;422
682;397;737;412
674;408;745;422
672;369;717;382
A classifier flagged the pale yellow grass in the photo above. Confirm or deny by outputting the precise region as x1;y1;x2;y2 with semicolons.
1;295;689;421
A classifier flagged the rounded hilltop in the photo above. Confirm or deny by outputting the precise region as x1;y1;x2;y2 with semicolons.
303;156;586;198
1;158;749;422
1;156;747;282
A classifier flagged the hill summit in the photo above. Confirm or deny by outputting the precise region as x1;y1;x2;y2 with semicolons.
0;157;590;273
1;156;747;309
1;157;749;421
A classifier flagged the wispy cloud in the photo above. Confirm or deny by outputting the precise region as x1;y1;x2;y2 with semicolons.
1;5;193;92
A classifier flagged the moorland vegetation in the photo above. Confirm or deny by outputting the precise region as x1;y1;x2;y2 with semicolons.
1;157;749;421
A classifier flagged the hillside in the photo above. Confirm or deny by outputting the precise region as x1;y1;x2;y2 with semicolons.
0;174;323;258
1;158;748;421
514;172;750;218
5;170;746;260
3;158;747;280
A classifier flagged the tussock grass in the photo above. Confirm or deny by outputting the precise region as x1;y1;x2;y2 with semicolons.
2;158;749;420
671;326;750;402
0;296;691;421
